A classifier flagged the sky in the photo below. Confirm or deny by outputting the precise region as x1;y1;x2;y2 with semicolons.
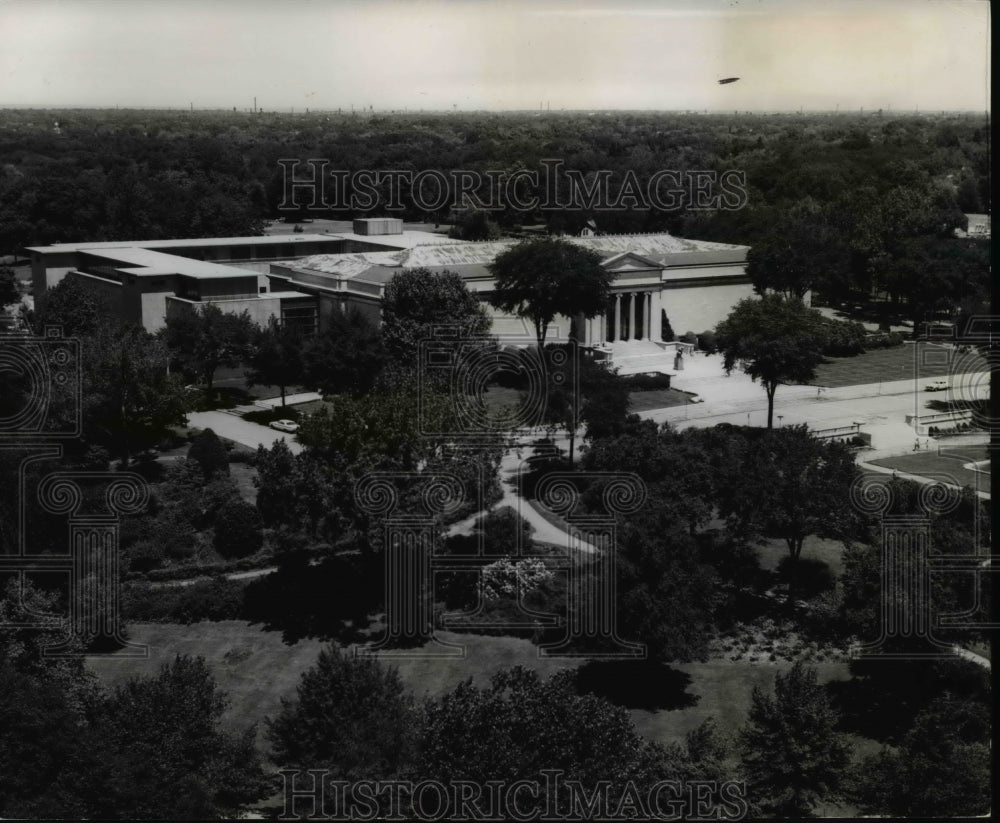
0;0;990;112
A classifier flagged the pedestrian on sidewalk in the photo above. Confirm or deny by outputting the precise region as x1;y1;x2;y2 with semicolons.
913;439;920;451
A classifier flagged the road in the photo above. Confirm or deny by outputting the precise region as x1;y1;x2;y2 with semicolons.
185;411;304;454
639;374;987;460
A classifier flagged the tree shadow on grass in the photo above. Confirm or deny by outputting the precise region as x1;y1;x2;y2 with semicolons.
241;553;380;645
574;660;699;711
825;656;991;744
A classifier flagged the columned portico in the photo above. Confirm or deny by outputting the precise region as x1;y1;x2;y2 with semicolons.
604;291;659;343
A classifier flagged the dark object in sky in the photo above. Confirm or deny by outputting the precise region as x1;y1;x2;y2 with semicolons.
718;77;740;85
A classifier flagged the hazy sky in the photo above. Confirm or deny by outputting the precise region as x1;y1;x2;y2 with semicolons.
0;0;990;111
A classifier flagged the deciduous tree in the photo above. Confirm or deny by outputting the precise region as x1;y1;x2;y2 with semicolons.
716;295;826;429
160;303;255;395
739;662;851;818
488;237;613;348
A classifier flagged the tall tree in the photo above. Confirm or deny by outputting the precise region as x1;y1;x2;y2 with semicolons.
245;319;305;407
719;426;857;598
715;294;826;429
301;306;387;395
739;662;852;818
488;237;614;348
380;267;492;365
84;323;189;466
160;303;255;395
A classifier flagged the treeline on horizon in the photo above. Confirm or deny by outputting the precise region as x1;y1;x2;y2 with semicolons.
0;107;989;305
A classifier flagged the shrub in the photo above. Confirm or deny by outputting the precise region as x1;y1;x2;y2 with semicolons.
681;331;698;346
819;317;867;356
122;577;246;623
622;372;673;391
475;507;534;555
156;509;199;560
864;331;905;349
227;446;257;465
127;539;166;573
213;500;264;558
697;329;719;354
481;558;554;601
187;428;230;480
777;556;836;599
660;310;676;342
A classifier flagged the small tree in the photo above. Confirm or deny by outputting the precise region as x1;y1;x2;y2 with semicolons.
716;295;826;429
660;310;675;342
187;428;230;481
213;500;263;558
488;236;613;348
267;645;415;779
739;662;851;818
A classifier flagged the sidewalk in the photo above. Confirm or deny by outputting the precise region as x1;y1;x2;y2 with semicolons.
447;449;600;553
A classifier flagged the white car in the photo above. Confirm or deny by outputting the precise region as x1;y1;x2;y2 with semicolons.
268;419;300;433
924;379;949;392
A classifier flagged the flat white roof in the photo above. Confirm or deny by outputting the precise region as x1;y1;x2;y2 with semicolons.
27;234;343;254
84;247;260;279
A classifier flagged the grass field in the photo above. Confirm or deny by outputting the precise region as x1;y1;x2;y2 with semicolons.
811;344;987;388
868;445;991;494
87;621;865;765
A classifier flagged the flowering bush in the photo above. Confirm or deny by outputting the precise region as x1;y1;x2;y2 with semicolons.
481;558;553;602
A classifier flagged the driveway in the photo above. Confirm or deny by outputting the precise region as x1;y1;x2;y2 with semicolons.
186;411;304;454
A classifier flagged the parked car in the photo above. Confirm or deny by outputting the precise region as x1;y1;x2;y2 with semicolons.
924;378;949;392
269;419;300;433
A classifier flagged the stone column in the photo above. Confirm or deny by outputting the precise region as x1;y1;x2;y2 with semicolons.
632;292;640;340
646;292;652;341
616;294;624;341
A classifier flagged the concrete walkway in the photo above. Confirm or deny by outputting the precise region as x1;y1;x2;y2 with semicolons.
447;448;600;553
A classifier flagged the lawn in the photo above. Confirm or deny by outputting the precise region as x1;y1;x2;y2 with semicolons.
87;621;327;758
868;445;990;494
811;344;987;388
755;535;847;577
87;622;865;763
629;388;698;412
